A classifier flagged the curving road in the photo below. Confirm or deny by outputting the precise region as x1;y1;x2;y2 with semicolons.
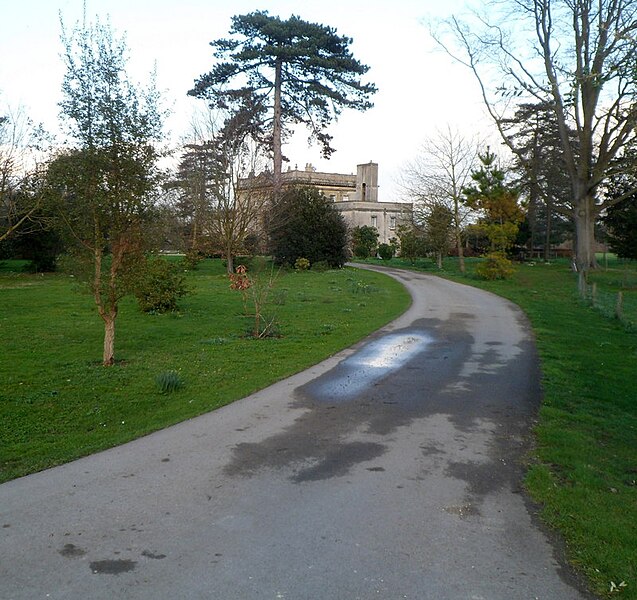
0;265;595;599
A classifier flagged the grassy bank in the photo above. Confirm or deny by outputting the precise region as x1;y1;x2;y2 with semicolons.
0;259;410;483
362;255;636;599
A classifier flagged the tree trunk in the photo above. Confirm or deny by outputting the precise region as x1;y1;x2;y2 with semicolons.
544;205;552;261
456;231;465;273
453;199;465;273
103;314;116;366
226;249;234;275
272;57;283;197
573;196;598;272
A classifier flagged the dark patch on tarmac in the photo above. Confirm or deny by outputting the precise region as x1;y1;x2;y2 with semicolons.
90;559;137;575
59;543;86;558
223;314;541;494
142;549;167;560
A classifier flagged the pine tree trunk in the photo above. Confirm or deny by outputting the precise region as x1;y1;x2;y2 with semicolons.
544;205;552;261
272;58;283;197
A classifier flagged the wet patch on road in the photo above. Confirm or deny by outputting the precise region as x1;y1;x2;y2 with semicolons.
90;559;137;575
141;550;167;560
59;543;86;558
223;314;540;496
292;441;386;482
306;331;433;402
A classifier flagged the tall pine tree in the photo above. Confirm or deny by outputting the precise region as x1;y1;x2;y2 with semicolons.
189;11;376;193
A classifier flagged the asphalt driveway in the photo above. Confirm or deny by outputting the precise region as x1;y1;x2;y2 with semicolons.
0;265;595;599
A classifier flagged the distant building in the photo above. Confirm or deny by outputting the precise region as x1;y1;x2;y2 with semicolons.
241;161;412;245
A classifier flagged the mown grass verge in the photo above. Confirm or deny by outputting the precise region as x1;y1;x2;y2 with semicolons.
360;255;636;599
0;259;410;483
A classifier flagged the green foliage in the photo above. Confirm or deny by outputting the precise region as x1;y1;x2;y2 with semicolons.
155;371;184;394
397;223;428;263
474;252;515;280
352;225;379;258
603;185;637;259
134;257;190;313
463;149;524;252
424;203;454;267
12;220;65;272
311;260;330;272
294;257;310;271
183;250;204;270
52;13;164;365
268;186;348;268
377;242;394;260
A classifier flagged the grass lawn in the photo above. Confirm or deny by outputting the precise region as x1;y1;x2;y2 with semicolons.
0;258;410;483
361;255;636;599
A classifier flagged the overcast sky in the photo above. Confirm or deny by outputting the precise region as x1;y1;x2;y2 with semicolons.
1;0;496;201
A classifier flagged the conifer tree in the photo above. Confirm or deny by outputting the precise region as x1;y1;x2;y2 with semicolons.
189;11;376;193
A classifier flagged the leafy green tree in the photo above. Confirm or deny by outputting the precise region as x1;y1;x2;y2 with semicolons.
463;149;524;253
189;11;376;192
504;101;573;258
603;175;637;260
397;223;427;263
51;14;163;366
267;186;347;268
377;243;394;261
424;203;454;269
351;225;379;258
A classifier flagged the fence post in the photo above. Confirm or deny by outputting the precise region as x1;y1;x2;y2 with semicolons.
616;291;624;320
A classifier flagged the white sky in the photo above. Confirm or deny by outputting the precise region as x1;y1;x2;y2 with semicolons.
0;0;497;201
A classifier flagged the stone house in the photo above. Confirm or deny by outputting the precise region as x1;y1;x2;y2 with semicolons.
242;161;412;245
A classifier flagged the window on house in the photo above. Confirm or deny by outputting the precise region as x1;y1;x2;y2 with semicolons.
329;194;336;202
390;216;396;230
371;215;377;228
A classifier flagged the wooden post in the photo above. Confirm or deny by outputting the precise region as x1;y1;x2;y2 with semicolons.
616;291;624;320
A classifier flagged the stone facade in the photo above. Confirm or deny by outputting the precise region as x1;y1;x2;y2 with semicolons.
242;161;412;245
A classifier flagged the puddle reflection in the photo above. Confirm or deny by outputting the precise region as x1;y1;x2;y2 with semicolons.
309;331;433;401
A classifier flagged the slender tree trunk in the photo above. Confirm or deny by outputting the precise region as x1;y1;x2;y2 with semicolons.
226;248;234;275
102;313;116;366
93;249;117;367
544;205;552;261
272;57;283;197
453;197;465;273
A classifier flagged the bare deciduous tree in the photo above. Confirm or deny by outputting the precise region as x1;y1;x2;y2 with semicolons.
175;107;269;274
435;0;637;271
0;106;50;243
401;126;480;272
